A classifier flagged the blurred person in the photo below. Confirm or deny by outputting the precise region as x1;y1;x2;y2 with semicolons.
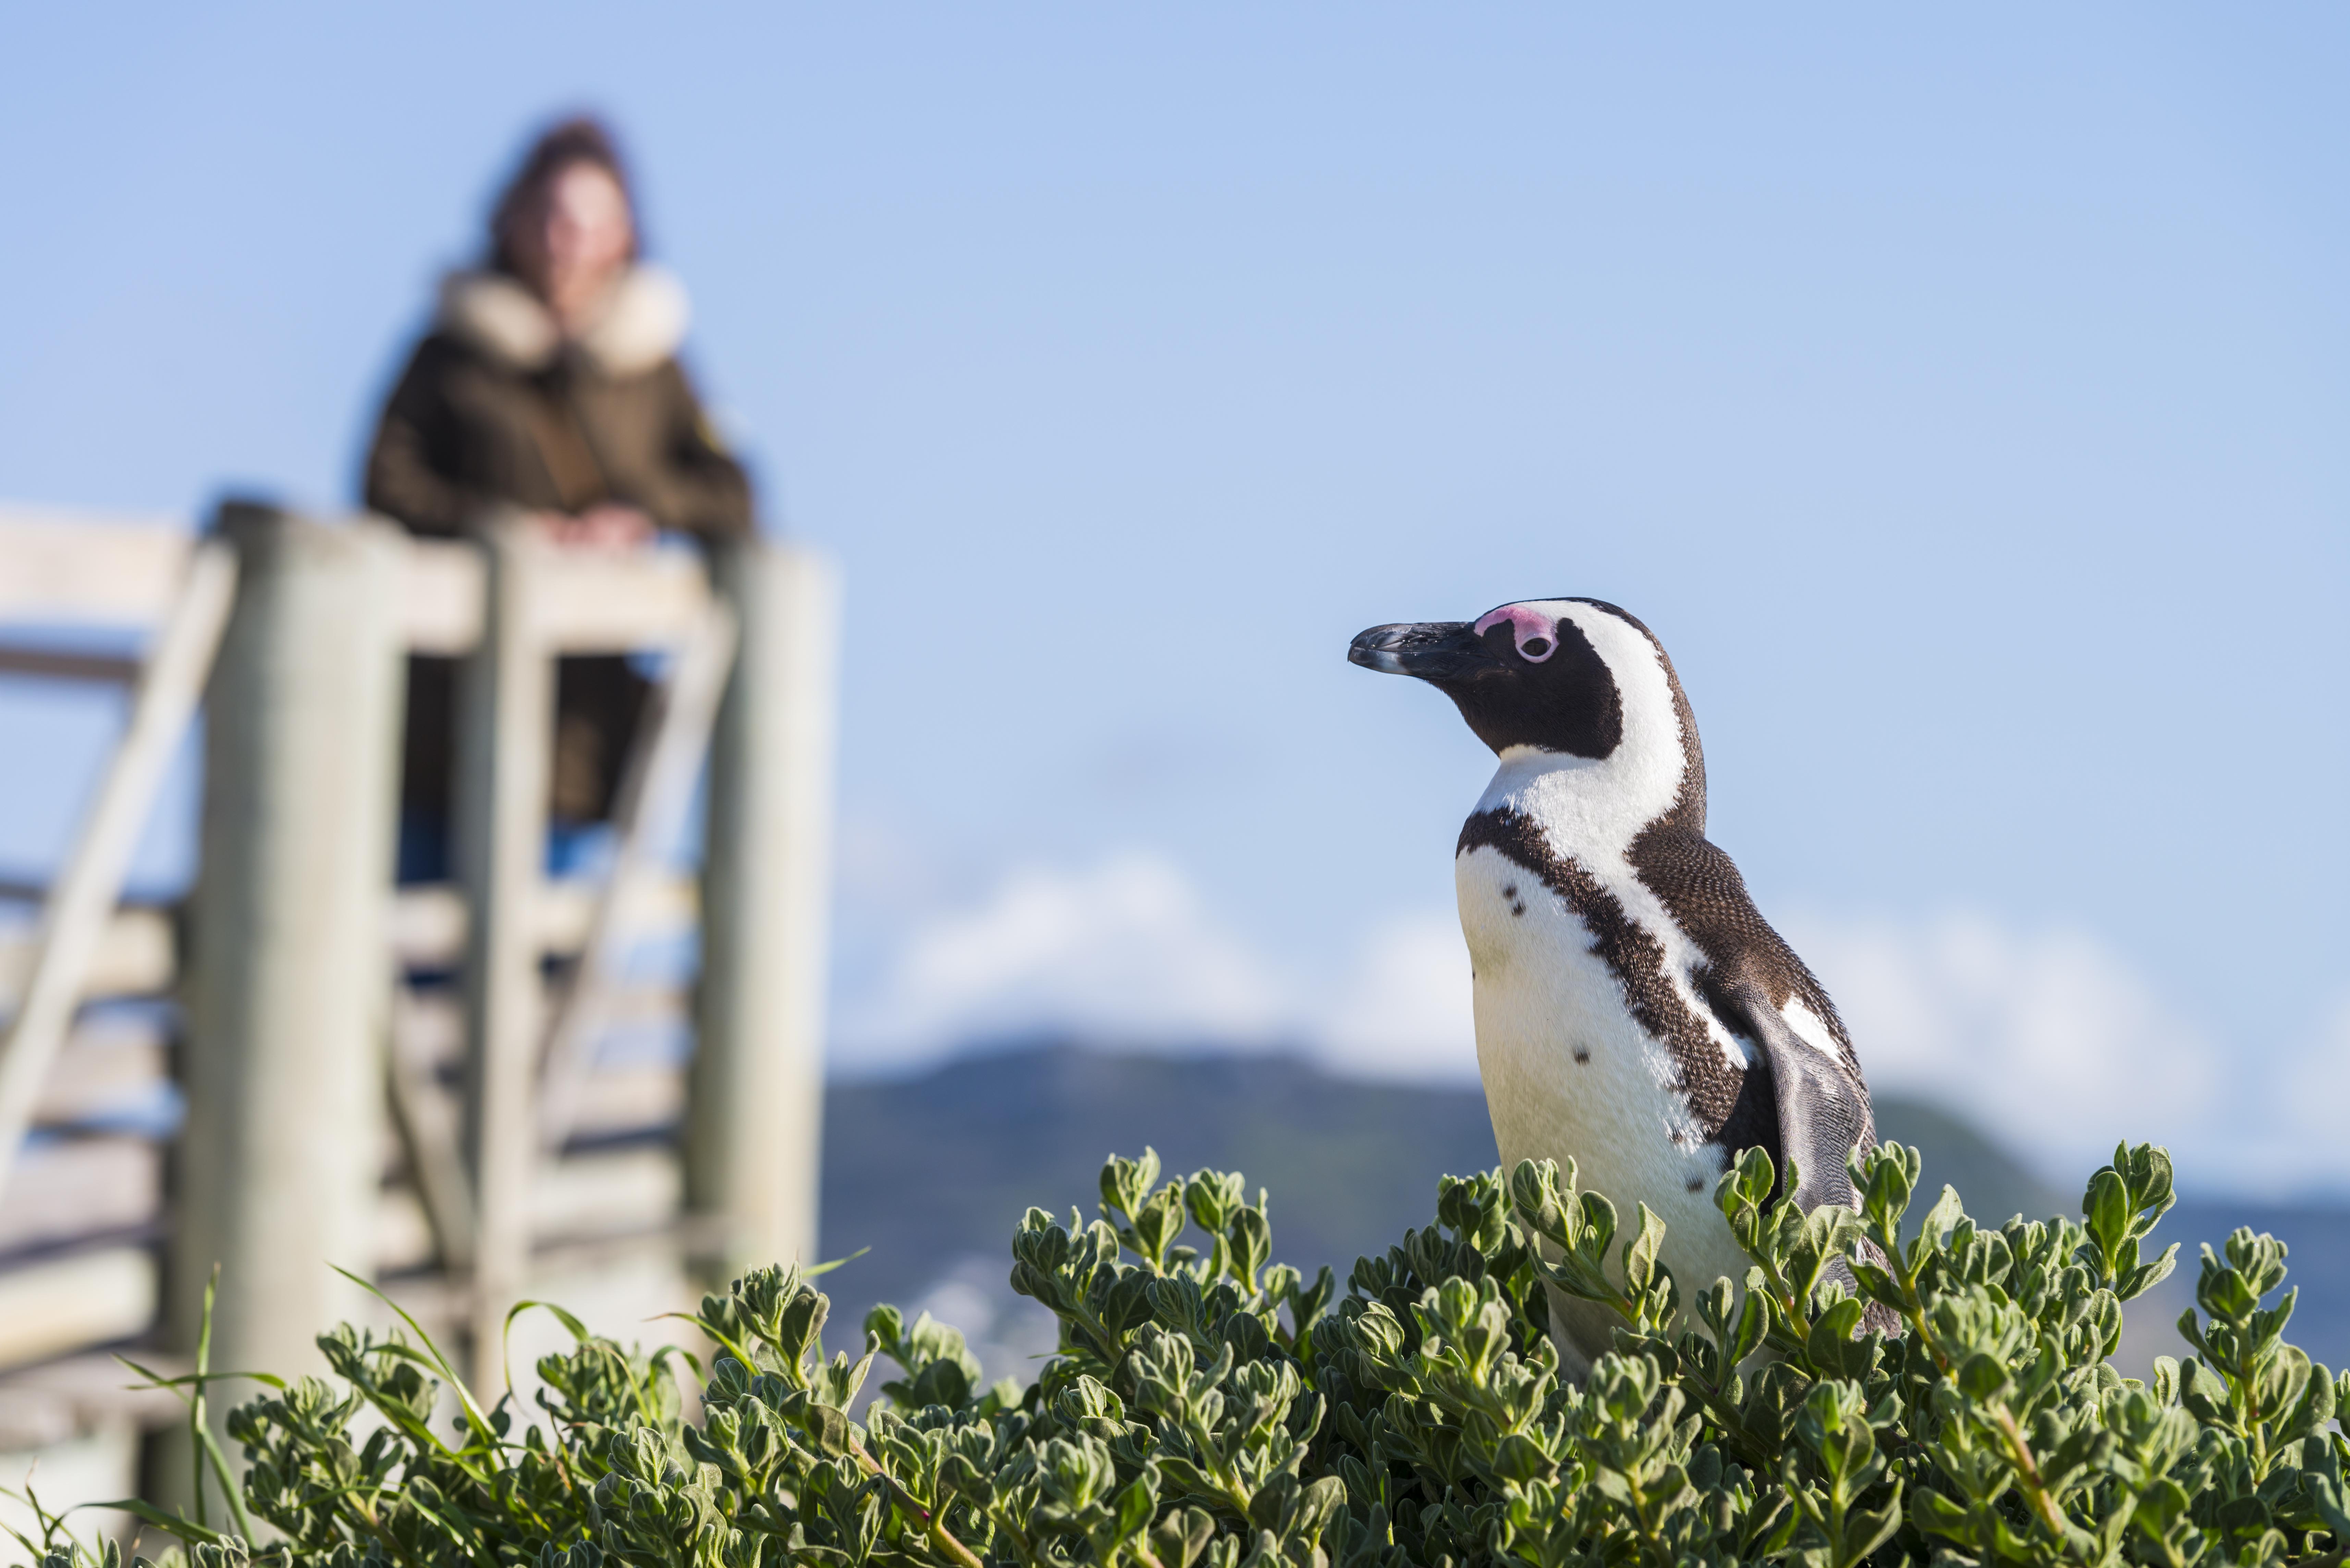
364;116;751;881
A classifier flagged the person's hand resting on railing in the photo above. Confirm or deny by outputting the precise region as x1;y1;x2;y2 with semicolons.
531;503;656;551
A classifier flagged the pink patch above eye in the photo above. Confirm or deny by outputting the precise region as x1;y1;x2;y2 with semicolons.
1473;604;1562;663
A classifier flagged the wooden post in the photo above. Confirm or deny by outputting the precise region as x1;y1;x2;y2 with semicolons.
455;522;550;1386
690;539;838;1283
170;505;403;1509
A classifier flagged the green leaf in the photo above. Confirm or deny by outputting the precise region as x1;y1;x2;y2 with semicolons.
128;1139;2337;1568
2306;1472;2350;1540
799;1402;852;1457
1623;1203;1663;1294
1111;1471;1157;1538
1956;1351;2011;1403
1844;1484;1904;1563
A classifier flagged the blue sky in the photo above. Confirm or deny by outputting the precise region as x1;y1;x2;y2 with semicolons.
1;5;2344;1194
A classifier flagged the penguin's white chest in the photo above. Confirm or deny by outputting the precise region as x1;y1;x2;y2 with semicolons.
1455;844;1748;1368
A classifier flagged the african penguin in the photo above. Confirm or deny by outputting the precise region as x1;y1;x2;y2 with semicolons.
1348;598;1876;1375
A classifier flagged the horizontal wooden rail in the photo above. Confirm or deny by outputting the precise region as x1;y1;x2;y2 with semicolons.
0;1247;156;1372
0;1138;160;1261
0;506;192;625
400;539;713;655
0;1351;185;1448
392;984;688;1069
0;647;145;683
387;875;698;969
375;1145;680;1276
29;1021;167;1129
0;1354;185;1457
0;908;177;1011
556;1062;685;1141
0;1133;693;1368
3;508;715;656
373;1220;721;1344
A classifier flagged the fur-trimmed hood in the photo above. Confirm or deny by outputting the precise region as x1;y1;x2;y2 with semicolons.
435;264;690;378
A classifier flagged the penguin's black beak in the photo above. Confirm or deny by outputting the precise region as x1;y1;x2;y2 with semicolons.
1347;621;1494;681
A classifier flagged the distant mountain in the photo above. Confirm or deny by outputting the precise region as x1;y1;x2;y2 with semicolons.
1870;1097;2068;1226
821;1045;1504;1315
815;1045;2348;1378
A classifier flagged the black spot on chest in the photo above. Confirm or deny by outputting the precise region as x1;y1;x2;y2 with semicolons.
1457;806;1752;1143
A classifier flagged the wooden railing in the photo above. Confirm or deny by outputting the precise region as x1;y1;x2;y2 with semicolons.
0;500;836;1467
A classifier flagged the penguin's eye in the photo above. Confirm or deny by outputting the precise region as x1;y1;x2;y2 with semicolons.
1474;605;1564;663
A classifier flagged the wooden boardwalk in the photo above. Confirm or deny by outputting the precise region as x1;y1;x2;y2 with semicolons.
0;501;836;1507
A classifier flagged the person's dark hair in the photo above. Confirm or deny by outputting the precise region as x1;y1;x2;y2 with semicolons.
488;115;640;276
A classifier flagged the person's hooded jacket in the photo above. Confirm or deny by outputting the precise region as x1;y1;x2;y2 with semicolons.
365;265;751;833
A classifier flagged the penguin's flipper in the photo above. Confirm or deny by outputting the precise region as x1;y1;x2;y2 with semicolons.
1719;986;1873;1214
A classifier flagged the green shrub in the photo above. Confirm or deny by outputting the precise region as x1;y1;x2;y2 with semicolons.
14;1140;2350;1568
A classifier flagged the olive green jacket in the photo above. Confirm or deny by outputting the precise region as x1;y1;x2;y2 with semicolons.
364;266;752;829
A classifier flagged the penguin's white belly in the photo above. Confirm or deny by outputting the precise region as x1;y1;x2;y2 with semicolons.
1455;844;1751;1372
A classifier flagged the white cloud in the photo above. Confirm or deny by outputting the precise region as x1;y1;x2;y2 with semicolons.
832;848;1477;1083
831;849;2349;1198
833;850;1293;1074
1311;911;1479;1084
1784;909;2348;1197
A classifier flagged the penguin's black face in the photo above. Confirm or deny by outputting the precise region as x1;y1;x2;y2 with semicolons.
1348;601;1625;758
